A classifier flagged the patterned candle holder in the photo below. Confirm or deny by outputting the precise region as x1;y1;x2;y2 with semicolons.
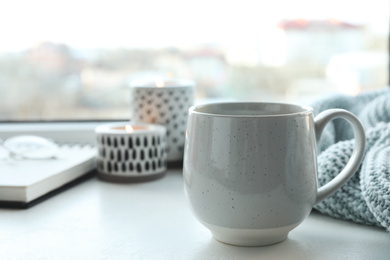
95;122;167;182
129;79;195;162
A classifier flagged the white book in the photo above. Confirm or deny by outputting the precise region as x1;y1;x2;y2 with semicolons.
0;145;96;208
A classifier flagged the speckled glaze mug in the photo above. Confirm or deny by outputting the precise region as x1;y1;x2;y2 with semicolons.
183;102;365;246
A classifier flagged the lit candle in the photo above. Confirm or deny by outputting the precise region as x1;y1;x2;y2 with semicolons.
129;79;195;162
95;122;167;182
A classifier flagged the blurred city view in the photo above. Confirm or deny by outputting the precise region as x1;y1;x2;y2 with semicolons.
0;13;388;120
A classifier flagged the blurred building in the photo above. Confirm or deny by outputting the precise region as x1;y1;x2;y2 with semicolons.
27;41;72;75
278;19;364;65
184;47;227;97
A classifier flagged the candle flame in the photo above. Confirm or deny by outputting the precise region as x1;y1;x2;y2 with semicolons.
155;80;165;88
125;124;134;133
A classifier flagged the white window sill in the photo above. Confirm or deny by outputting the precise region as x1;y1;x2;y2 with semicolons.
0;121;127;145
0;98;233;144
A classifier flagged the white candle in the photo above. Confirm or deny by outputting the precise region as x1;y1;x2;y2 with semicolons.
129;79;195;162
95;122;167;182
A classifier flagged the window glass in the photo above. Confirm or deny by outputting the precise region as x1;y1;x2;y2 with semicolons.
0;0;388;120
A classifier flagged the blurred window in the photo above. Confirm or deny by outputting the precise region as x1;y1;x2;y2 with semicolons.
0;0;388;121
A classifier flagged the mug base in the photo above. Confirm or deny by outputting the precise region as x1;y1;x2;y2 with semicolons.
201;221;299;247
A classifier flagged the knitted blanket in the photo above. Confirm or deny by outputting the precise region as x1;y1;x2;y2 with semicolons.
312;87;390;231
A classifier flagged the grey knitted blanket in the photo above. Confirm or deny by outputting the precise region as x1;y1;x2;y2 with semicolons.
312;87;390;231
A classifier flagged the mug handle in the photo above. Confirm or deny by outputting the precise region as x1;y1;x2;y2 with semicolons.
314;109;366;205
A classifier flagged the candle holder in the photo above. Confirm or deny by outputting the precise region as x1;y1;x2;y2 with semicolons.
129;79;195;162
95;122;167;182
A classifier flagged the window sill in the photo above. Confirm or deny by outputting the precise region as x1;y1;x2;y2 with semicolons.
0;98;233;144
0;121;127;145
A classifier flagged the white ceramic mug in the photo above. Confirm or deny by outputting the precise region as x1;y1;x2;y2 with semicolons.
183;102;365;246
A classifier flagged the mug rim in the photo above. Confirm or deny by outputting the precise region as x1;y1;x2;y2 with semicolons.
189;102;313;118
